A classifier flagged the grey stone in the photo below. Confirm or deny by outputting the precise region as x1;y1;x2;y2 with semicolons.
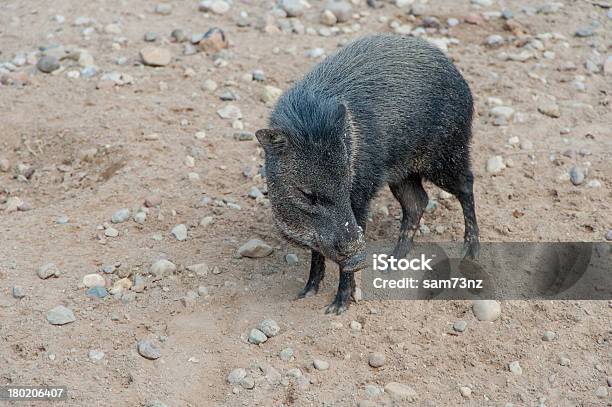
137;339;161;360
171;224;188;241
313;359;329;370
88;349;105;361
575;27;594;37
472;300;501;321
569;166;585;185
227;367;247;384
486;156;505;174
509;361;522;375
279;0;305;17
12;286;26;299
47;305;76;325
38;263;60;279
111;208;130;223
248;328;268;344
385;382;417;402
237;239;273;258
453;320;468;332
368;352;385;368
285;253;298;265
150;259;176;278
171;29;186;42
37;55;60;73
279;347;294;361
542;331;556;341
144;32;158;42
217;104;242;120
87;286;108;298
259;319;280;337
326;0;353;23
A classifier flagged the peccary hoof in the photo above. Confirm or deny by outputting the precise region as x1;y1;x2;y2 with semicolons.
324;298;349;315
297;285;319;299
462;240;480;260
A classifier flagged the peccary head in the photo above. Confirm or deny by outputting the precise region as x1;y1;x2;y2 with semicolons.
256;94;365;271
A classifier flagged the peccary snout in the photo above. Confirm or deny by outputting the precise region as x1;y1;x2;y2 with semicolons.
316;218;366;269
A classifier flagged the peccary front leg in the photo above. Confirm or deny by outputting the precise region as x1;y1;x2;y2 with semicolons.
325;201;368;315
325;269;355;315
390;175;428;259
298;251;326;298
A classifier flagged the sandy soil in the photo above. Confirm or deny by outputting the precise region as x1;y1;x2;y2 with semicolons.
0;0;611;406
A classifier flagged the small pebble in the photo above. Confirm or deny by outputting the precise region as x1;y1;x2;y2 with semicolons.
86;286;108;298
88;350;105;361
285;253;298;265
509;361;522;375
137;339;161;360
368;352;385;368
279;347;294;361
596;386;608;398
453;320;468;332
46;305;76;325
313;359;330;370
460;386;472;398
150;259;176;278
227;368;247;384
384;382;417;402
12;286;26;299
350;320;362;331
237;239;273;258
259;319;280;337
569;166;585;186
37;55;60;73
248;328;268;345
171;224;188;241
37;263;60;279
542;331;556;341
472;300;501;322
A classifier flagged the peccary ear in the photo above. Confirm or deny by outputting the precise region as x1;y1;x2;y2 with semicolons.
256;129;287;148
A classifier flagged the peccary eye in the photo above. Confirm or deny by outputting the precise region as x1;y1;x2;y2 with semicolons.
298;188;318;206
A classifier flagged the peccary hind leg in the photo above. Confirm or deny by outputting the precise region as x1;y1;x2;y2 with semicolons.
434;170;480;259
390;175;428;259
298;251;326;298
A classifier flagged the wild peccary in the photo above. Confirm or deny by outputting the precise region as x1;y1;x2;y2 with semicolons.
256;34;479;314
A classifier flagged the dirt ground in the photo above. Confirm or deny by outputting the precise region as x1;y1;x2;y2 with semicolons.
1;0;611;406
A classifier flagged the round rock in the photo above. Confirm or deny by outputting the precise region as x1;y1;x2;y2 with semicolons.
227;368;247;384
368;352;386;368
472;300;501;322
313;359;330;370
150;259;176;278
37;55;60;73
326;0;353;22
508;361;522;375
259;319;280;337
453;320;468;332
83;273;105;288
248;328;268;345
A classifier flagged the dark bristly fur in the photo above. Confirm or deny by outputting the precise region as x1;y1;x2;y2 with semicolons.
256;33;480;314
